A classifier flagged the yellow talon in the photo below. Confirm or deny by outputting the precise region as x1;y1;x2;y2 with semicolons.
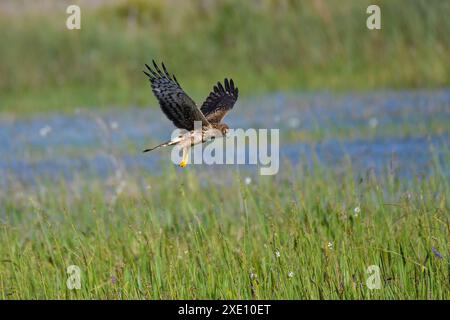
179;147;189;168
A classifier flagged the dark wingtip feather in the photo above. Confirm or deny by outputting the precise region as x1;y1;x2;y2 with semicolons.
161;62;171;79
152;60;164;76
217;81;225;93
173;74;180;86
152;59;158;70
224;78;230;92
229;79;238;97
146;63;154;71
143;70;153;79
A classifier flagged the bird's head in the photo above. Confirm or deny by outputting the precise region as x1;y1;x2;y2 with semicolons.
219;123;229;136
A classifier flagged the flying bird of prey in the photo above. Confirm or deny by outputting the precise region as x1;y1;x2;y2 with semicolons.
143;60;239;168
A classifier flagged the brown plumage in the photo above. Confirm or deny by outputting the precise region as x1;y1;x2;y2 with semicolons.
143;60;239;167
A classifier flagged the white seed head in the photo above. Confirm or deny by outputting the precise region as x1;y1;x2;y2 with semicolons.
288;117;300;128
369;117;378;128
110;121;119;130
39;125;52;137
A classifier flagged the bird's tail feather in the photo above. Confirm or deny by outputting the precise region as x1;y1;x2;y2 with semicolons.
143;139;179;153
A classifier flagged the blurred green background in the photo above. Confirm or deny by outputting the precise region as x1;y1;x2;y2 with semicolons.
1;0;449;115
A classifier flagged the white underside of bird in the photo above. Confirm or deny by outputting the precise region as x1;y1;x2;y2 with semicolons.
143;127;223;167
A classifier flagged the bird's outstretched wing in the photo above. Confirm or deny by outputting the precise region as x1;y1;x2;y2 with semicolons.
200;78;238;124
144;60;209;130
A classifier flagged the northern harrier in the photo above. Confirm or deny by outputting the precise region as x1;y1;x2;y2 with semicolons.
143;60;239;168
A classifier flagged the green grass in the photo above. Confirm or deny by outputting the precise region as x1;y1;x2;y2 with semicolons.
1;0;450;116
0;160;448;299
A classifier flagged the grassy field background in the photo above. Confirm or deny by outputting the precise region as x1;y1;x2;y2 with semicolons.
0;0;449;115
0;0;449;300
1;160;449;299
